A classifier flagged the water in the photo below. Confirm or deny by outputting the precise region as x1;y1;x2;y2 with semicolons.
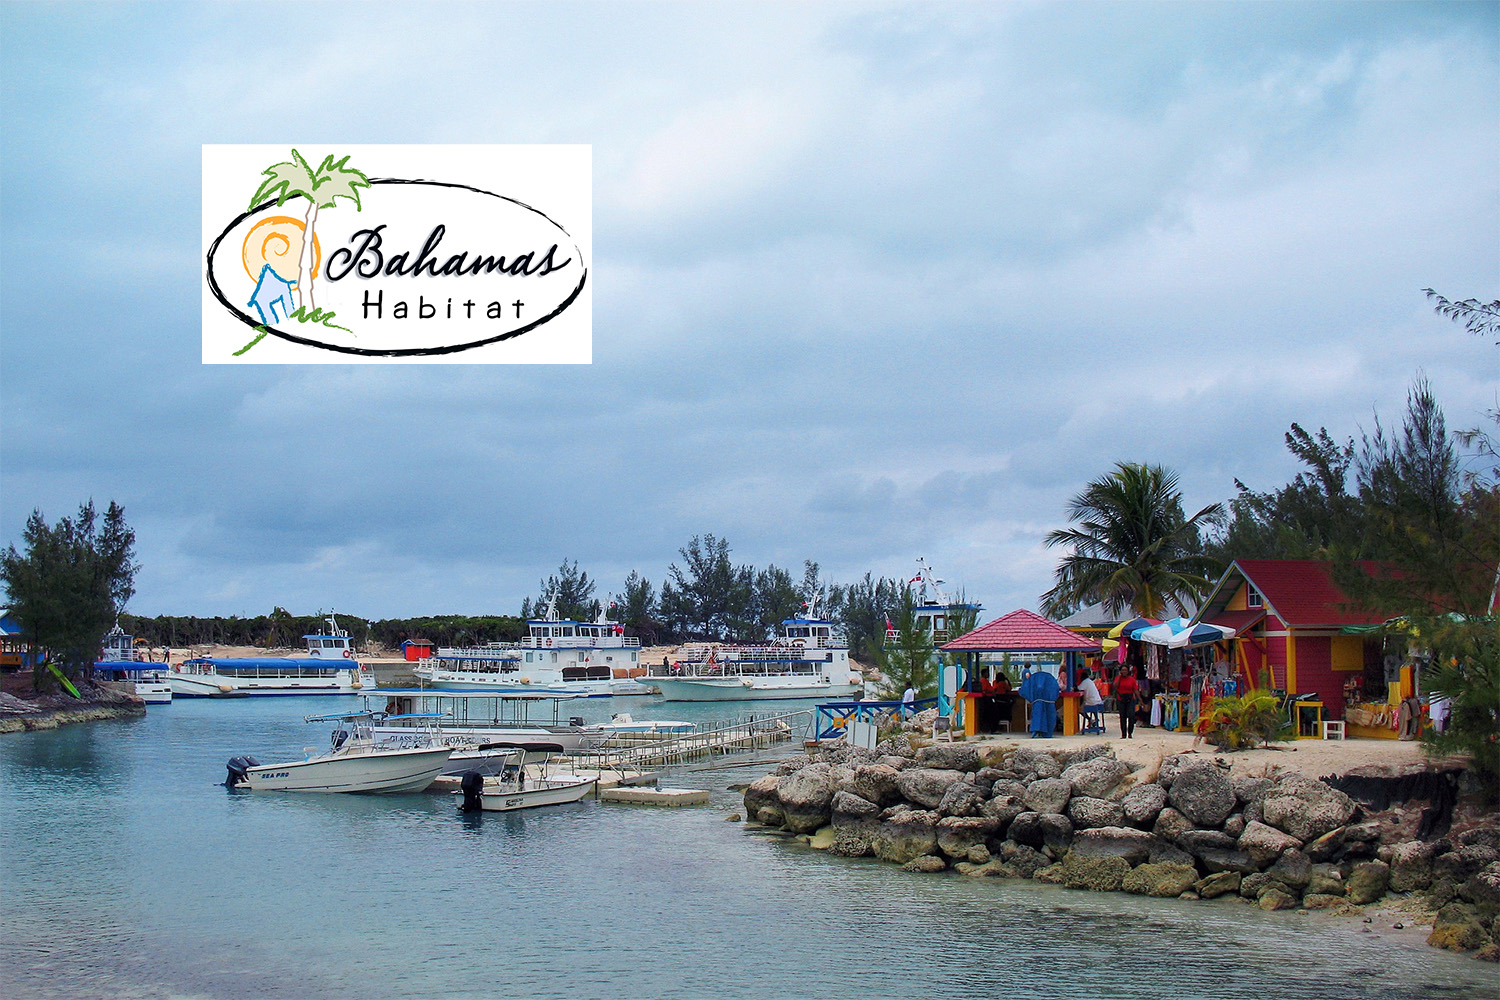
1;696;1493;1000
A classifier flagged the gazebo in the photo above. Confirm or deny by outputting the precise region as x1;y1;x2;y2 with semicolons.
940;609;1103;737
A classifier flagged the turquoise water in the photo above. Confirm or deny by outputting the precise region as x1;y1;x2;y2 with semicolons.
1;696;1493;1000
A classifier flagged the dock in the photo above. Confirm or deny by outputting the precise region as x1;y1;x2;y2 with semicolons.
599;787;710;806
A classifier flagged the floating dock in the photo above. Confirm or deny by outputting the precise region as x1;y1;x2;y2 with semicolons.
599;787;710;807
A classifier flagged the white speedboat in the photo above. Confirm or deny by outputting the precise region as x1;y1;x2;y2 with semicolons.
225;714;451;793
94;624;172;703
413;599;645;697
369;689;610;773
172;614;374;697
455;745;596;813
639;599;862;702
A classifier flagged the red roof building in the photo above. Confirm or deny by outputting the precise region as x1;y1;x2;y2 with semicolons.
941;609;1102;654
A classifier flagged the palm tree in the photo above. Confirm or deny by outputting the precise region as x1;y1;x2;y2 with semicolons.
1041;462;1221;619
248;150;369;311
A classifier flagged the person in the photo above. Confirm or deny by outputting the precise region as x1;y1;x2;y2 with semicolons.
1115;667;1139;739
1077;668;1104;733
901;683;916;707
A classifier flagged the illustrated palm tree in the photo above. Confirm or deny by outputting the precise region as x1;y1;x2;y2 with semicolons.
248;150;369;312
1040;462;1222;619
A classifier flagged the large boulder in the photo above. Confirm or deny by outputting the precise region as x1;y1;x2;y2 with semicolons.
1157;754;1203;789
1427;903;1489;952
999;840;1053;878
1346;860;1391;905
1266;849;1312;890
1258;888;1300;911
1067;796;1125;830
744;774;782;821
937;781;987;818
1023;778;1073;815
1121;784;1168;828
1460;861;1500;909
1198;847;1259;875
916;743;982;771
1177;829;1240;858
895;767;966;809
829;764;858;795
1302;826;1347;863
1260;775;1357;842
1149;841;1196;867
1010;811;1073;853
1070;826;1157;866
778;762;837;833
1387;840;1443;892
936;816;1002;859
1238;821;1304;867
827;827;873;857
980;794;1027;831
1307;864;1346;896
1152;807;1195;844
1062;756;1130;800
1232;775;1273;805
871;809;940;864
1434;845;1500;887
1122;862;1199;898
1168;766;1237;828
830;790;880;824
851;764;903;808
904;855;948;874
1059;853;1131;892
989;779;1027;801
1194;871;1242;899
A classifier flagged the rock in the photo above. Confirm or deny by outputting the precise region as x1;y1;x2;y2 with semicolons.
980;794;1027;832
1460;861;1500;909
936;780;987;818
1267;850;1312;889
967;844;992;865
1302;826;1347;863
999;841;1052;878
831;790;880;822
1168;766;1237;828
1240;872;1275;899
1302;893;1345;910
1023;777;1073;815
1346;860;1391;905
989;779;1027;801
1153;807;1196;844
916;743;982;771
958;859;1012;878
871;809;940;864
1121;784;1168;828
1178;829;1240;858
894;767;967;809
851;763;903;807
1194;872;1242;899
827;827;873;857
1261;775;1356;842
1149;841;1196;867
1070;826;1157;866
829;764;857;795
972;767;1005;795
876;735;916;758
1434;846;1500;886
726;813;742;822
1068;796;1125;830
1122;862;1199;898
1061;743;1114;768
756;806;785;826
1198;847;1259;875
1307;865;1345;896
1033;863;1066;884
1223;815;1245;838
1032;755;1063;779
1428;902;1488;952
877;754;915;770
1062;757;1130;799
1429;877;1463;910
1243;800;1264;826
1238;821;1305;867
1474;944;1500;963
778;762;837;833
1388;840;1443;892
1232;775;1273;804
744;774;781;820
1059;853;1131;892
1457;825;1500;852
977;745;1012;770
904;855;949;873
936;816;1001;859
1258;888;1300;911
1344;821;1382;843
1156;754;1200;789
1037;813;1075;854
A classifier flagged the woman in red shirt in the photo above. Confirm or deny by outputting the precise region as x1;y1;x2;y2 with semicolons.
1115;668;1140;739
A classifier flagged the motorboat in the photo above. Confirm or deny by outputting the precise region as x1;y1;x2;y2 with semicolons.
368;689;610;773
94;624;172;703
638;595;862;702
172;614;374;697
413;598;645;697
596;713;695;734
455;744;597;813
225;713;451;793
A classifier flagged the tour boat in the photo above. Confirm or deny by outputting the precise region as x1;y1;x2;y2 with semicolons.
455;744;597;813
171;614;374;697
225;713;452;793
639;599;863;702
412;599;646;697
94;624;173;703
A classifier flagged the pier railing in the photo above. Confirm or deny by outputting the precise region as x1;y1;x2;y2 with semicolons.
571;709;814;775
812;698;937;740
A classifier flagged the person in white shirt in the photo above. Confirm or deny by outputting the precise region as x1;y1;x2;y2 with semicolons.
1078;670;1103;707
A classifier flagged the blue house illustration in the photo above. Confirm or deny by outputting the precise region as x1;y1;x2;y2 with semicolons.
247;263;297;324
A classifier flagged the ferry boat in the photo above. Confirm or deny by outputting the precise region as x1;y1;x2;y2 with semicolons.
94;624;172;704
171;614;374;697
412;599;645;697
639;598;862;702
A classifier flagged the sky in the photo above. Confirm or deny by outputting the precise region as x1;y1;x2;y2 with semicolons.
2;1;1497;623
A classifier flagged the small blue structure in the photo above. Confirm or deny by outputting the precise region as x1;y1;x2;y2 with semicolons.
246;263;297;324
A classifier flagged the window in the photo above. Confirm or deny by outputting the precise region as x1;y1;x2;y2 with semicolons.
1246;585;1263;609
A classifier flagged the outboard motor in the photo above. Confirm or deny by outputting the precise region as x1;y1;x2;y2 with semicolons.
459;770;485;813
225;755;260;788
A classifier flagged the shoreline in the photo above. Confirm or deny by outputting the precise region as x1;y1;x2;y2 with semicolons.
0;682;146;734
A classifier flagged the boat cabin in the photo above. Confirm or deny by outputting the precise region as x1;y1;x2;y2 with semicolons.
302;614;354;660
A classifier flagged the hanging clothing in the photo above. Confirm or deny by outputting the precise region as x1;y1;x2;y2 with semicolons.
1150;697;1164;727
1146;645;1161;680
1018;669;1060;738
1429;695;1452;734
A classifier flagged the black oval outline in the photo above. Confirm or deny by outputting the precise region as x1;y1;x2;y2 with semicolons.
206;177;588;357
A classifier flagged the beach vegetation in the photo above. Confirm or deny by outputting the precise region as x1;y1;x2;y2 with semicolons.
1040;462;1221;619
1197;690;1292;751
523;558;597;622
1;501;137;692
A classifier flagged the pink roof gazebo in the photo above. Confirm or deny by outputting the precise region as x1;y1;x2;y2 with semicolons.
941;608;1102;655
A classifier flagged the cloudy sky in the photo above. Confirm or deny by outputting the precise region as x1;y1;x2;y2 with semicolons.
2;1;1496;623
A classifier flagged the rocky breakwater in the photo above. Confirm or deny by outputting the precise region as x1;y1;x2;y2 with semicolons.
0;686;145;733
744;738;1500;961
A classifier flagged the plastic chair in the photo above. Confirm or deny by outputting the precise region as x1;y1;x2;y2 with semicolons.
1322;720;1345;741
1080;704;1106;735
933;715;955;742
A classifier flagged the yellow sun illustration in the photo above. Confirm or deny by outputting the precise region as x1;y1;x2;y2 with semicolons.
242;216;322;284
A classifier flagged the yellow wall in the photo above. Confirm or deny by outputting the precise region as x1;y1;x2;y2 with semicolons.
1227;584;1247;612
1285;634;1297;692
1331;635;1364;672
